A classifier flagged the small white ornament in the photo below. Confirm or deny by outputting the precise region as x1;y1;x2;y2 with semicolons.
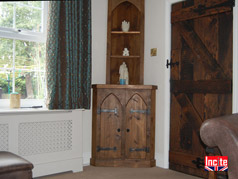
121;20;130;32
123;48;129;56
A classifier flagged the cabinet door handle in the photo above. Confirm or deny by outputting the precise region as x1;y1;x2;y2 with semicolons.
126;129;130;132
117;128;121;132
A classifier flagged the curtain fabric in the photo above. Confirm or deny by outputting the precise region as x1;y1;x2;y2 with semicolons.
46;0;91;109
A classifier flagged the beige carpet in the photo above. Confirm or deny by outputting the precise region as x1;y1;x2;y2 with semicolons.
37;166;202;179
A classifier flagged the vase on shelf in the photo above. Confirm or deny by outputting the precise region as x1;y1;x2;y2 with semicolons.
121;20;130;32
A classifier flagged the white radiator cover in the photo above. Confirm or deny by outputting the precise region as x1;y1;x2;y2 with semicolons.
0;110;83;177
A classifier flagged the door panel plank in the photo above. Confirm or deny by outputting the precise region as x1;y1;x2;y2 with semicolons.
181;38;194;80
174;93;203;132
170;95;183;153
169;151;208;177
171;50;181;80
205;94;232;119
176;22;227;79
193;14;219;81
171;0;233;23
218;11;233;79
170;151;205;170
194;15;219;62
171;80;232;94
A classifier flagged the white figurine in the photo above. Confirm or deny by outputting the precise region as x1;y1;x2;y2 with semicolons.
123;48;129;56
119;62;129;85
121;20;130;32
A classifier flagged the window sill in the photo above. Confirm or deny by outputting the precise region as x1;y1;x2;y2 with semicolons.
0;108;73;116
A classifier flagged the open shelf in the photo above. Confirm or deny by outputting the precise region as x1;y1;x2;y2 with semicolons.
106;0;144;85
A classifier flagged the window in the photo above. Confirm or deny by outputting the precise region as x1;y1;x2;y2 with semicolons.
0;1;48;103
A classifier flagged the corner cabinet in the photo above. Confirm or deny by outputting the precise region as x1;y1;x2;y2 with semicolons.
106;0;144;85
90;85;157;167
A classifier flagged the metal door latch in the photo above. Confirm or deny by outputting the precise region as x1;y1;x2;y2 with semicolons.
166;59;179;69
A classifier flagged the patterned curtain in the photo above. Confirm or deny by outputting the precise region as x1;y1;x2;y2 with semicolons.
46;0;91;109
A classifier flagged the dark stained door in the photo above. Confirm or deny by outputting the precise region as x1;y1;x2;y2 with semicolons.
169;0;233;178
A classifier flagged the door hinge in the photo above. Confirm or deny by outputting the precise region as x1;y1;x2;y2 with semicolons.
97;146;117;152
192;157;204;169
129;147;150;153
97;108;118;115
130;108;150;115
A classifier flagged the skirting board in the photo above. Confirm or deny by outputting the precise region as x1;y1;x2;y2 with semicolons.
83;152;91;166
155;153;167;168
32;157;83;177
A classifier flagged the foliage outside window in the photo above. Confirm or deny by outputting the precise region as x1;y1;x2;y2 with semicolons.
0;1;47;100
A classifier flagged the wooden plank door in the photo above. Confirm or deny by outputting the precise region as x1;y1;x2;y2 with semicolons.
125;93;148;159
97;93;123;159
169;0;233;178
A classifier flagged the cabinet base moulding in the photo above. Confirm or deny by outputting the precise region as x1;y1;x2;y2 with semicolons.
90;158;156;168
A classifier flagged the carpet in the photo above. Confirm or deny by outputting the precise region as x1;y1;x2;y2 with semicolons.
37;166;202;179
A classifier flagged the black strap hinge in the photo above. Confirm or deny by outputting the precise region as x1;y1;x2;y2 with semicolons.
129;147;150;153
97;146;117;152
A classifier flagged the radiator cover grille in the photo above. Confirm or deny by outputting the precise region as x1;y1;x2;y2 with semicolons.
19;120;73;156
0;124;8;151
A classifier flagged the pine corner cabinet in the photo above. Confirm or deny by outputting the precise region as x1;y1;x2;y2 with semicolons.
90;85;157;167
90;0;157;168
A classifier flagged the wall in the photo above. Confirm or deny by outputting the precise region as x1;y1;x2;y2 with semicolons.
144;0;183;168
144;0;167;167
82;0;108;165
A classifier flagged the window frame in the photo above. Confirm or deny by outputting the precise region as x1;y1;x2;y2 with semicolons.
0;1;48;108
0;2;48;43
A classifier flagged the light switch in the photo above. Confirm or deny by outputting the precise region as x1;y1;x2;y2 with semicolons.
151;48;157;56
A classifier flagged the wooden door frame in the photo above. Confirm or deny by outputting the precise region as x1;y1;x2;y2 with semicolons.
163;0;238;169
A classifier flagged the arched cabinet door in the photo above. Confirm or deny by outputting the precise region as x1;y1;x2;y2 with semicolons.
97;93;122;159
125;94;148;159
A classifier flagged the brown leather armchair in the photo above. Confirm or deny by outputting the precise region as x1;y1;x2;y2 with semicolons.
200;114;238;179
0;151;33;179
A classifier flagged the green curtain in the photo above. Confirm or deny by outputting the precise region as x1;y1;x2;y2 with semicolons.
46;0;91;109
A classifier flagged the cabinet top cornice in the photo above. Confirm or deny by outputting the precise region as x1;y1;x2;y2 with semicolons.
92;84;157;90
